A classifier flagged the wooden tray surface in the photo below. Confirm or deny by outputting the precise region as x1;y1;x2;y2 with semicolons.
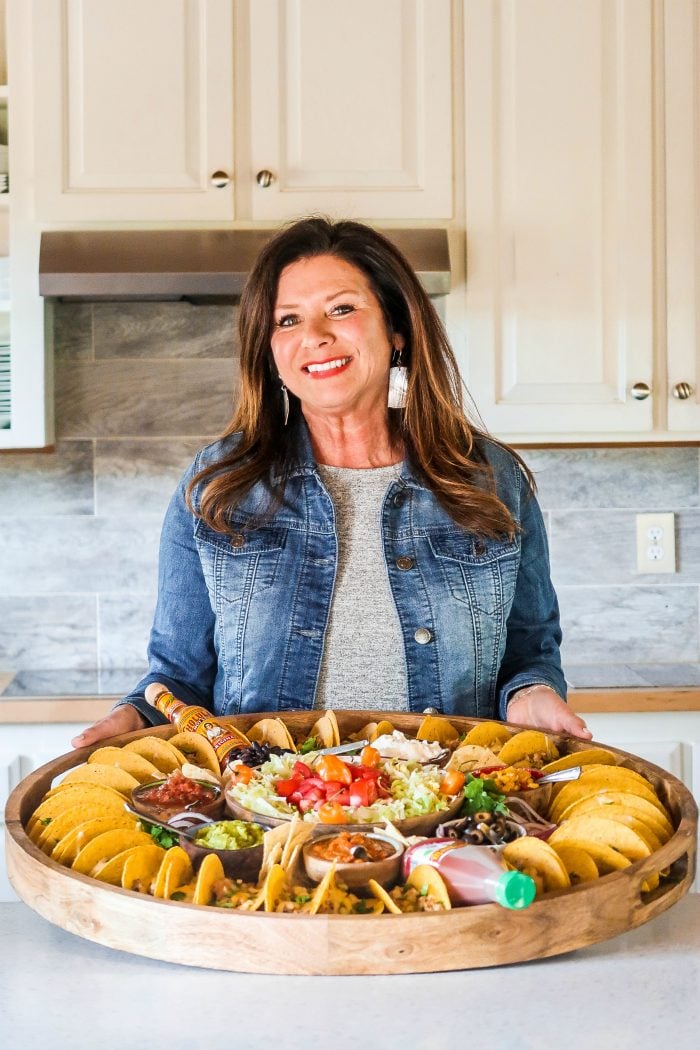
5;711;698;975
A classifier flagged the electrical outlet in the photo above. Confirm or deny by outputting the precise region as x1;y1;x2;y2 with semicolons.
636;513;676;573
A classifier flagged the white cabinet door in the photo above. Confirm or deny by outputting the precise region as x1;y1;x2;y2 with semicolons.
248;0;453;221
1;723;89;902
464;0;655;439
32;0;235;222
664;0;700;433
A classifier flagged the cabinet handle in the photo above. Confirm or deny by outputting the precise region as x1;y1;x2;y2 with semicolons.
630;382;651;401
256;169;276;188
672;381;694;400
210;170;231;189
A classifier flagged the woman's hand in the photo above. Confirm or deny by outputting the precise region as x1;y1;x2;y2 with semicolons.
506;685;592;740
71;705;148;750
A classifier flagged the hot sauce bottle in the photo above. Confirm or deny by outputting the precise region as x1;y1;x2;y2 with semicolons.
148;690;249;772
402;840;536;909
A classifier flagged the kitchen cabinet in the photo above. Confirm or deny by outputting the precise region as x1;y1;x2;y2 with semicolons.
462;0;700;443
0;722;89;901
30;0;453;225
32;0;235;223
0;0;51;449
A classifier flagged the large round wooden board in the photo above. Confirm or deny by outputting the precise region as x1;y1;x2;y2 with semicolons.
5;711;698;975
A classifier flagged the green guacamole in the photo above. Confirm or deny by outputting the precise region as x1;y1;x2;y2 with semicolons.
194;820;264;851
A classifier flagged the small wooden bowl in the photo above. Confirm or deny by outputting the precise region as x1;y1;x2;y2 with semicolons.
131;779;225;825
179;820;265;881
302;830;404;891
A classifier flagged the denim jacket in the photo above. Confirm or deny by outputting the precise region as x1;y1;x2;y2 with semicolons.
118;426;566;726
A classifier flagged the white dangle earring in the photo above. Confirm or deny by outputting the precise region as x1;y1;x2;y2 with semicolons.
280;380;290;426
387;347;408;409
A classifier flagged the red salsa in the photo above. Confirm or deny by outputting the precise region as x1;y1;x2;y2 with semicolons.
307;832;397;865
136;770;219;812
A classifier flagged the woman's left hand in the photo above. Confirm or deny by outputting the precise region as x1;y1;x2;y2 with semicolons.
506;685;592;740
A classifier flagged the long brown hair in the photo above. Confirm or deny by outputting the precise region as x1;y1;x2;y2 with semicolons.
189;217;533;539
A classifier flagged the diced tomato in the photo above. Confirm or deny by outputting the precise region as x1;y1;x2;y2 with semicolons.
353;765;381;781
320;780;344;797
349;780;372;808
275;775;303;798
292;760;314;778
298;798;315;812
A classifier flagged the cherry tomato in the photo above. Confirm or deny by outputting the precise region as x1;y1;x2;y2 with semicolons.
318;801;349;824
360;745;381;767
229;764;254;785
440;769;466;795
315;755;353;785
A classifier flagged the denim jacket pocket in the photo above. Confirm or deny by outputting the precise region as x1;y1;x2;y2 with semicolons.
194;520;286;606
427;530;519;615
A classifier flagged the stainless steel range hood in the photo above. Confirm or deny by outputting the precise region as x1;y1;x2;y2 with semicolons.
39;228;451;302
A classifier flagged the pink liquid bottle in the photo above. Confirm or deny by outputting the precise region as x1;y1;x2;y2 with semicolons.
403;840;536;909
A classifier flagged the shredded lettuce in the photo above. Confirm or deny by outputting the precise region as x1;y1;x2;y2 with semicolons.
229;754;451;824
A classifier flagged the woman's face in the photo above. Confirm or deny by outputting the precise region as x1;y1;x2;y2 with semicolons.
270;254;403;423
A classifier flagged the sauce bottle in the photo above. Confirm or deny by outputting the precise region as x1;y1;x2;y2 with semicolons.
403;839;536;909
149;690;249;773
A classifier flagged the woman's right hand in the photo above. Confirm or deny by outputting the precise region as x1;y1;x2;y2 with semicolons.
71;705;148;750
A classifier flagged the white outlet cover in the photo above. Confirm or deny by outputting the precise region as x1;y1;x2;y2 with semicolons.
636;513;676;573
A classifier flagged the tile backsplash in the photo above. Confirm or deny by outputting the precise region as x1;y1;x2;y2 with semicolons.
1;301;699;696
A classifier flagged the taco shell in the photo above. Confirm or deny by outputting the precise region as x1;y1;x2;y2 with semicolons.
550;844;600;884
446;744;500;774
71;828;152;876
372;720;396;740
579;807;664;852
87;746;163;784
323;710;341;748
552;838;632;875
497;730;559;768
416;715;460;747
541;748;618;774
93;846;149;886
122;736;184;773
246;718;296;752
502;836;571;892
464;722;514;752
121;843;168;892
45;811;138;861
308;714;336;749
557;792;673;842
549;770;667;823
549;815;652;862
60;763;140;797
264;863;291;912
153;846;194;899
28;784;127;840
405;864;453;909
192;853;226;906
168;732;220;775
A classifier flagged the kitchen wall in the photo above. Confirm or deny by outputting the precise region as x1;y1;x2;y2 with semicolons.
1;300;699;697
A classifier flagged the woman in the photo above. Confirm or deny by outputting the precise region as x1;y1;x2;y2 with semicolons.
74;217;590;748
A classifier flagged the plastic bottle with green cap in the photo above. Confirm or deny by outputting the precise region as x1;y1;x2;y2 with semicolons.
402;840;537;908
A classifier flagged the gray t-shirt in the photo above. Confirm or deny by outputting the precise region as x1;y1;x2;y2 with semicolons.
314;463;409;711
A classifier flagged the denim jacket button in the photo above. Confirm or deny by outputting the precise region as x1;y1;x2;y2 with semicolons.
414;627;433;644
229;532;245;548
396;556;415;571
422;706;439;715
473;540;486;555
393;491;406;507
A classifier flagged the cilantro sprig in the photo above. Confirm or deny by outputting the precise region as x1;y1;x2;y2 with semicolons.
461;774;509;817
141;820;178;850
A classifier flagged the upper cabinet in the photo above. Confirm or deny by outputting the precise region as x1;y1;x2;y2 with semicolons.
247;0;453;221
463;0;657;440
30;0;453;225
32;0;235;222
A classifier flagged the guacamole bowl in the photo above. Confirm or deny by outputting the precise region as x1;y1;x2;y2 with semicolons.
180;818;265;880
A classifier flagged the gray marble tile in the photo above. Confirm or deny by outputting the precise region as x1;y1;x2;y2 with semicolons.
1;669;101;697
632;663;700;687
53;302;93;361
0;595;97;670
0;515;162;595
95;437;209;515
549;510;700;586
558;585;700;663
98;593;156;669
99;666;149;695
518;448;700;511
562;664;650;688
93;301;238;359
55;359;239;438
0;440;94;516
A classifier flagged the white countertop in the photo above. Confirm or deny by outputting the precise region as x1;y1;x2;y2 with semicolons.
1;897;699;1050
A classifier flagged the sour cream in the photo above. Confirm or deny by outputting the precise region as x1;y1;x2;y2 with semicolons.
373;731;444;762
